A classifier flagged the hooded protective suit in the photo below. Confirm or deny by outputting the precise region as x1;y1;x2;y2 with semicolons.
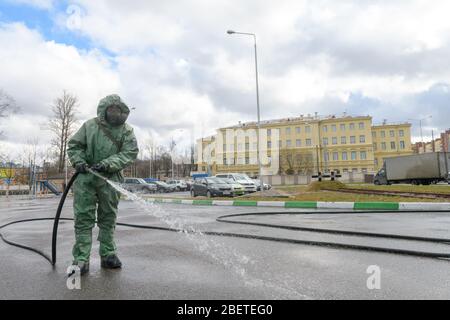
67;95;139;263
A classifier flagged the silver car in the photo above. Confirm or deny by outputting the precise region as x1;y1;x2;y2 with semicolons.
122;178;157;194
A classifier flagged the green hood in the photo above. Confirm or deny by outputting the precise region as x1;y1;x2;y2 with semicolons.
97;94;130;123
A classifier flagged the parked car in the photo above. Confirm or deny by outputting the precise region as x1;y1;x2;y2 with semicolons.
166;179;188;191
222;178;245;196
122;178;157;194
185;179;195;190
215;173;257;193
190;177;234;198
147;181;175;193
252;179;272;191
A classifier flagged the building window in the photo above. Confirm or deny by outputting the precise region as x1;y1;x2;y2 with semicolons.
381;131;386;138
341;136;347;144
323;125;328;132
286;140;292;147
296;127;301;134
372;131;376;138
362;168;368;173
238;143;243;151
359;122;365;129
306;139;312;146
360;135;366;143
360;151;367;160
375;158;378;166
352;168;358;173
324;152;329;162
296;139;301;147
391;141;396;150
400;141;405;149
229;144;234;151
350;123;355;130
267;141;272;149
305;126;311;133
381;142;386;150
267;128;271;136
390;130;395;137
332;137;338;145
279;140;282;148
351;151;357;160
296;154;301;164
399;130;404;137
332;124;337;132
252;142;257;150
286;127;291;135
373;143;377;151
223;158;227;165
333;152;339;161
350;136;356;144
223;144;226;152
340;124;346;131
323;138;328;145
245;157;249;165
342;152;348;160
343;168;348;173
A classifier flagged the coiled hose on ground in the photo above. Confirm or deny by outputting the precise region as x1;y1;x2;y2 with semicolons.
1;172;450;267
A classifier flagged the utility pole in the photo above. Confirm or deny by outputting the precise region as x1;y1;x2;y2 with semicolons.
432;130;435;152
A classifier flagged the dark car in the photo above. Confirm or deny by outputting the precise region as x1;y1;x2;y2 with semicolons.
122;178;157;193
147;181;175;193
190;177;233;198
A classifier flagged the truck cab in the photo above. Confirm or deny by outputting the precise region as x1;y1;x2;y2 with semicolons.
374;166;388;185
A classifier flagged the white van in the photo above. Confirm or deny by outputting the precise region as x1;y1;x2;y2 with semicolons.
215;173;257;193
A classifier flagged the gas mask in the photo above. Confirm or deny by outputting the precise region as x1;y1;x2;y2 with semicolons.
105;105;129;126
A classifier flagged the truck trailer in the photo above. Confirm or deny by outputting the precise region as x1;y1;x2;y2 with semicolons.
374;152;450;185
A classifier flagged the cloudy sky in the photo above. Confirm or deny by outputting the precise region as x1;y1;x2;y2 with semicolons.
1;0;450;160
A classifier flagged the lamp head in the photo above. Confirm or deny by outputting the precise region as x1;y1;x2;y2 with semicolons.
227;30;235;34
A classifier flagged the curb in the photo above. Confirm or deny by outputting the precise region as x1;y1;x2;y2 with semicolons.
145;198;450;211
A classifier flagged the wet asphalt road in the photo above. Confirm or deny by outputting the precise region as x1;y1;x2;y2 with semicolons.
0;196;450;300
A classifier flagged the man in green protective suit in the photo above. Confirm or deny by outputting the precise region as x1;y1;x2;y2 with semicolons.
67;94;139;275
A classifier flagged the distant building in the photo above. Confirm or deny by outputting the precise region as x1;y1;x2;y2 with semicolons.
412;129;449;154
441;129;450;152
196;114;413;176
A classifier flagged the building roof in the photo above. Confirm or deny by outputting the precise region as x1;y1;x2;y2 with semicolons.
221;113;372;130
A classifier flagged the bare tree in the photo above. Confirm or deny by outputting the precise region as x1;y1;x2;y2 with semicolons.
144;134;156;178
0;89;19;138
48;91;79;173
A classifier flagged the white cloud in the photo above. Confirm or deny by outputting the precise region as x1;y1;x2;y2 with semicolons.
3;0;450;159
0;22;120;147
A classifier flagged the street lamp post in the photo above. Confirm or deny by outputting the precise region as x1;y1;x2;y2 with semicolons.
227;30;264;192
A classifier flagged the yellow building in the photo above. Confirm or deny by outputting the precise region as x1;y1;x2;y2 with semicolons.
371;122;413;170
196;115;413;176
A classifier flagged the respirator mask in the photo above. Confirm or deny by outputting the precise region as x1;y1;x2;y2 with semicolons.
105;105;129;126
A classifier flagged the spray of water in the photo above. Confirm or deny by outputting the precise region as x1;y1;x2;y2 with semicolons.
89;170;310;299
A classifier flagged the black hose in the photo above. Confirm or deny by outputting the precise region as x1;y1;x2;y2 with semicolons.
1;181;450;265
51;172;79;265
